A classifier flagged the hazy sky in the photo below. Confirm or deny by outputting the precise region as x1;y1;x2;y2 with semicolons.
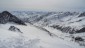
0;0;85;11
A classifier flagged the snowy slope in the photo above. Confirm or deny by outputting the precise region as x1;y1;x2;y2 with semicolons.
12;11;85;45
0;23;84;48
0;11;85;48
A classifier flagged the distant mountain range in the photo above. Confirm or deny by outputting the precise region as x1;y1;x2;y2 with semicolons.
11;11;85;34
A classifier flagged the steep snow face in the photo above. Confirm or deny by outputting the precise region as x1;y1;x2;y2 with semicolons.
0;23;84;48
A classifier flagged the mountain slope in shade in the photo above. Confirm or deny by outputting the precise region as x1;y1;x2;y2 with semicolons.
0;11;26;25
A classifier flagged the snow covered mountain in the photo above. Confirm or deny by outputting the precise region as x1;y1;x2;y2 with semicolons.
0;11;85;48
11;11;85;33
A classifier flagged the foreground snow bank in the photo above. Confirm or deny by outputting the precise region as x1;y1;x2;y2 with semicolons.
0;36;40;48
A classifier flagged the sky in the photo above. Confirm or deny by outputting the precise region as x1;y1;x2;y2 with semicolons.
0;0;85;11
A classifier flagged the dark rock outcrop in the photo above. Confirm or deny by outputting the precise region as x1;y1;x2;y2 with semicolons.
76;27;85;33
51;25;85;34
72;37;84;42
51;25;76;34
78;12;85;17
9;26;23;33
0;11;26;25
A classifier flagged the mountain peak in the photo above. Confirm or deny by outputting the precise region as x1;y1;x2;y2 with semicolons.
0;11;26;25
2;11;12;16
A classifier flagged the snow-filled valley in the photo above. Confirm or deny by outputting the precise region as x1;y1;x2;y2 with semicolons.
0;11;85;48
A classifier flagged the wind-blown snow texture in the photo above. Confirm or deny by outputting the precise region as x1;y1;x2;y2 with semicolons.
0;11;85;48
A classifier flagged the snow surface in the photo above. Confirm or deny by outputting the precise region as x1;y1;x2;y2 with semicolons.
0;11;85;48
0;23;84;48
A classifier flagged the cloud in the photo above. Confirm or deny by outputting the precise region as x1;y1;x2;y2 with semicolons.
0;0;85;11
